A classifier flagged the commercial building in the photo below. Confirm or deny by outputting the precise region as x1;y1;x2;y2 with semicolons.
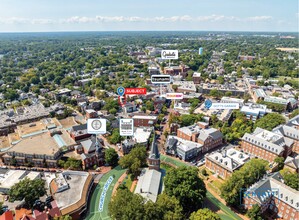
177;122;223;153
2;130;76;168
240;103;270;121
0;104;50;135
241;128;293;162
0;170;40;193
122;127;153;154
132;115;157;127
69;124;91;141
205;148;250;179
198;82;247;96
50;171;93;220
221;97;244;106
166;135;203;161
243;172;299;220
192;72;201;84
173;81;197;93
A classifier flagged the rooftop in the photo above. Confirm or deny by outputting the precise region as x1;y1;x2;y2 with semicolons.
133;127;152;144
0;170;40;190
134;168;161;202
167;135;202;152
53;171;92;215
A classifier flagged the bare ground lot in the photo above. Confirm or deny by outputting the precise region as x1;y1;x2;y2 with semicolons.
59;117;78;129
0;136;10;148
17;121;46;136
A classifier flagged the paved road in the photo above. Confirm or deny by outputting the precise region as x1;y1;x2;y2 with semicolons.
160;154;242;220
85;166;126;220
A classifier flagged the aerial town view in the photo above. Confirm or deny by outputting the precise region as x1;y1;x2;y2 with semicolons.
0;1;298;220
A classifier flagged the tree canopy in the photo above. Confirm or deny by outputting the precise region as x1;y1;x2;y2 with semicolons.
221;159;268;207
105;148;119;167
108;187;183;220
9;178;46;208
164;166;206;216
119;146;147;178
254;113;286;131
246;204;263;220
189;208;221;220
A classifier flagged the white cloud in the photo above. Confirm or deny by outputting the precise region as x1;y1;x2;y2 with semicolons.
246;16;273;21
0;15;275;25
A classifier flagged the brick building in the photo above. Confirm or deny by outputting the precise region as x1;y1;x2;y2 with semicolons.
205;148;250;179
177;122;223;153
132;115;157;127
2;130;76;168
241;128;293;162
273;115;299;153
69;124;91;141
76;137;105;169
243;172;299;220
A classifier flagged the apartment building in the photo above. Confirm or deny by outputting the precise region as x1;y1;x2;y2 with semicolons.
243;172;299;220
241;128;293;162
205;148;250;179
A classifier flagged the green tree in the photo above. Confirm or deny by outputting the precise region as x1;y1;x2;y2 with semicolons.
108;187;145;220
54;215;72;220
155;193;183;220
119;146;147;178
274;156;285;171
209;89;221;98
254;113;286;131
105;148;119;167
164;166;206;216
190;208;221;220
145;100;154;111
280;170;299;190
247;204;263;220
108;128;124;144
289;109;299;119
9;178;46;207
59;157;82;170
221;159;268;206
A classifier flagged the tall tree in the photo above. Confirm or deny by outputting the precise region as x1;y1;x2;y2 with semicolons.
109;188;145;220
105;148;119;167
247;204;263;220
119;146;147;178
221;159;268;206
164;166;206;216
254;113;286;131
9;178;46;207
190;208;221;220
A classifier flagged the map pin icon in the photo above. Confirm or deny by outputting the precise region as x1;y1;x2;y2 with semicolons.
117;87;125;96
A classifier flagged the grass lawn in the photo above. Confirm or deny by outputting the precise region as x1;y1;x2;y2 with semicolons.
124;174;133;190
85;166;126;220
211;179;223;189
277;76;299;82
160;163;173;172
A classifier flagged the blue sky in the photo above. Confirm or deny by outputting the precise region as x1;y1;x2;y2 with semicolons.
0;0;298;32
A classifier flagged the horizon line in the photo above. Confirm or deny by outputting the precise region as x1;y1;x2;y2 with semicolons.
0;30;298;34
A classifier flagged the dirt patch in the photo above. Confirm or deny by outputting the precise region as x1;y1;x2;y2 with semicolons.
59;117;78;128
17;121;46;136
0;136;10;148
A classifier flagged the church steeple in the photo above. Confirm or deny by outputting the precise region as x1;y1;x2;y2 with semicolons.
148;133;160;171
